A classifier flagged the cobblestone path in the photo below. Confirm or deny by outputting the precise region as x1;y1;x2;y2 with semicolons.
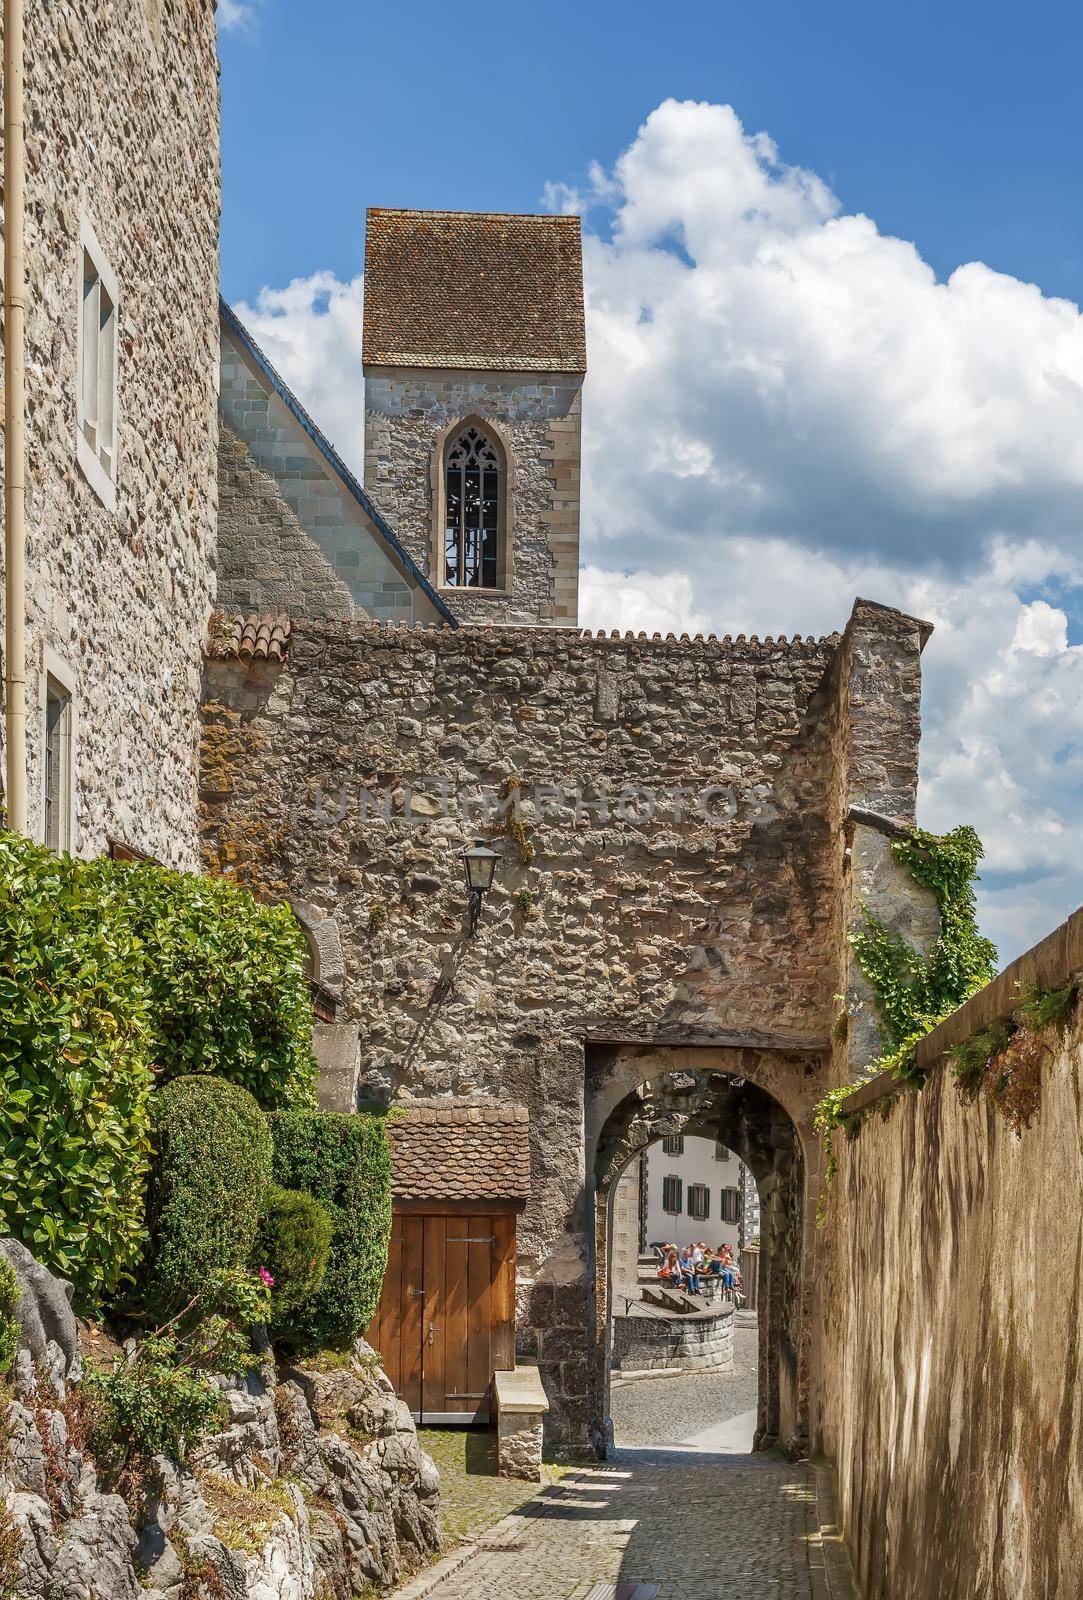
400;1447;846;1600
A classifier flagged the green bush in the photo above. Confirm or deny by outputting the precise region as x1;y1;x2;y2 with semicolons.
0;829;316;1310
252;1185;334;1319
120;862;317;1110
0;1258;19;1377
83;1331;228;1478
0;835;154;1306
147;1077;273;1317
266;1112;391;1351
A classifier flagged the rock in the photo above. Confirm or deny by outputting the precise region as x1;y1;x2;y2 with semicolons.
0;1237;81;1390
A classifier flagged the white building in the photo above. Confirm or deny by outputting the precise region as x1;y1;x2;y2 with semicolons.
644;1135;758;1252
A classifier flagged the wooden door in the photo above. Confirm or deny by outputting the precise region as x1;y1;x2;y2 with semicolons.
368;1209;516;1424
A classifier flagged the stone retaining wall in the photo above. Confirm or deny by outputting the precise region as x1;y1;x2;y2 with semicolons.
613;1303;734;1373
818;906;1083;1598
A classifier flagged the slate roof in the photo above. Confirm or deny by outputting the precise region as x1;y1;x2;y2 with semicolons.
219;298;458;629
389;1100;532;1202
362;209;587;373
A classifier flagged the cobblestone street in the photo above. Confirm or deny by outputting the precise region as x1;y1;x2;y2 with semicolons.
398;1449;841;1600
399;1319;853;1600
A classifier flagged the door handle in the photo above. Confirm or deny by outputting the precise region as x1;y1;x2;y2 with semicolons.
428;1321;437;1346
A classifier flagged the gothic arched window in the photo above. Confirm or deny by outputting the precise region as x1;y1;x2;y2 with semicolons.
444;424;502;588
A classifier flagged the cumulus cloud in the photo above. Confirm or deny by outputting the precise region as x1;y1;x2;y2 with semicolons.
218;0;260;33
232;274;365;469
230;100;1083;960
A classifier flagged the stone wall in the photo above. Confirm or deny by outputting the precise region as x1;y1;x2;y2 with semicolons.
218;325;446;626
819;907;1083;1598
200;599;928;1453
0;0;220;866
362;367;582;625
612;1301;734;1373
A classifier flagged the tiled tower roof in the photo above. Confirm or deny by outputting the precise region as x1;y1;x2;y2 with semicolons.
362;209;587;373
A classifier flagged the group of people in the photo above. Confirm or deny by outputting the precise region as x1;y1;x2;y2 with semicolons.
654;1241;743;1301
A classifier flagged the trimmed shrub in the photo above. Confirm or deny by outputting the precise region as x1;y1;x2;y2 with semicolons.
147;1077;273;1317
266;1112;391;1351
119;862;317;1111
252;1185;334;1319
0;828;315;1310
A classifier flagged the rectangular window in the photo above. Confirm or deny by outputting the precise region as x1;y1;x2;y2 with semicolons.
720;1188;743;1225
662;1176;682;1214
715;1142;731;1161
661;1135;684;1157
687;1183;710;1222
44;679;73;853
76;221;119;510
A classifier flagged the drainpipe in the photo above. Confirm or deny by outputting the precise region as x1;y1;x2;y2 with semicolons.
3;0;27;833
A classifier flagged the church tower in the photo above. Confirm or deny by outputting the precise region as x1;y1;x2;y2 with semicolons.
362;209;586;626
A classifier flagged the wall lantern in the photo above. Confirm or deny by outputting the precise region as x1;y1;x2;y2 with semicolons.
461;839;500;936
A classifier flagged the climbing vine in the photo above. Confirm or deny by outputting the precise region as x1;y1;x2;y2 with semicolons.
814;823;997;1217
847;824;998;1083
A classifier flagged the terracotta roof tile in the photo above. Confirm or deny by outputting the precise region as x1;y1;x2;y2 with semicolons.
221;613;291;663
363;209;586;373
389;1099;532;1201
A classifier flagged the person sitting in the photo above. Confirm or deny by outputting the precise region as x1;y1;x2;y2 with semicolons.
678;1244;700;1295
658;1247;683;1286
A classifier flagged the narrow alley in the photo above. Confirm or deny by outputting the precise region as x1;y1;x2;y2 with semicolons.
399;1322;855;1600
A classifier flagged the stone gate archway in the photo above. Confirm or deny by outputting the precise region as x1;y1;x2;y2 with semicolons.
585;1044;821;1457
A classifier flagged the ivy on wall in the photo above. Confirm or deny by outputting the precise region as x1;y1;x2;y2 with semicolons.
814;823;998;1215
848;824;998;1084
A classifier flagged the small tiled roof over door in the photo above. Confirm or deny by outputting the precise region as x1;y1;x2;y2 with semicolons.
363;209;587;373
389;1099;532;1202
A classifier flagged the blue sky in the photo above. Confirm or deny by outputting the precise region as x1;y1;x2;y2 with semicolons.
220;1;1083;964
220;0;1083;306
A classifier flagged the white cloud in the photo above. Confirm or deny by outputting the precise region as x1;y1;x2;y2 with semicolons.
218;0;260;33
230;99;1083;962
232;274;365;471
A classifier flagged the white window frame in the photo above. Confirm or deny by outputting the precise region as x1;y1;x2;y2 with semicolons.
661;1135;684;1157
687;1183;710;1222
40;650;77;854
75;215;119;512
662;1175;683;1215
720;1187;743;1226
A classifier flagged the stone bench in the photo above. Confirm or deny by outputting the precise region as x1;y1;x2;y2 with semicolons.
493;1365;549;1481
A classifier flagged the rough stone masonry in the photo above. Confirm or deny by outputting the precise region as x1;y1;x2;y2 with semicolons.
200;598;935;1454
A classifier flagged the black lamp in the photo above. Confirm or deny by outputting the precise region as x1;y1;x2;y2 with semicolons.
461;839;500;936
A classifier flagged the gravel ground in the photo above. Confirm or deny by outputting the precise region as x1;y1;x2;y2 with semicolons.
611;1317;759;1446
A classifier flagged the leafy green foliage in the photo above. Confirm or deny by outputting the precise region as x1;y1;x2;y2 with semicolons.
118;862;317;1110
0;829;316;1310
252;1185;334;1319
265;1112;391;1351
848;825;998;1083
1018;979;1076;1031
948;1023;1012;1100
145;1077;273;1319
815;823;998;1219
84;1332;227;1479
0;1258;19;1377
0;834;155;1305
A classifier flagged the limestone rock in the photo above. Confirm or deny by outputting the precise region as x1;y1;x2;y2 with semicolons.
0;1236;81;1391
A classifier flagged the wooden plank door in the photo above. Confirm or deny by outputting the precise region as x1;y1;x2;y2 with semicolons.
368;1210;517;1424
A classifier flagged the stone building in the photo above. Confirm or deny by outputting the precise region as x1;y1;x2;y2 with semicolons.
0;0;220;866
201;597;934;1455
361;209;586;626
218;301;454;627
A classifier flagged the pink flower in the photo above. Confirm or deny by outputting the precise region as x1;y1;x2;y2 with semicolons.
259;1267;275;1288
